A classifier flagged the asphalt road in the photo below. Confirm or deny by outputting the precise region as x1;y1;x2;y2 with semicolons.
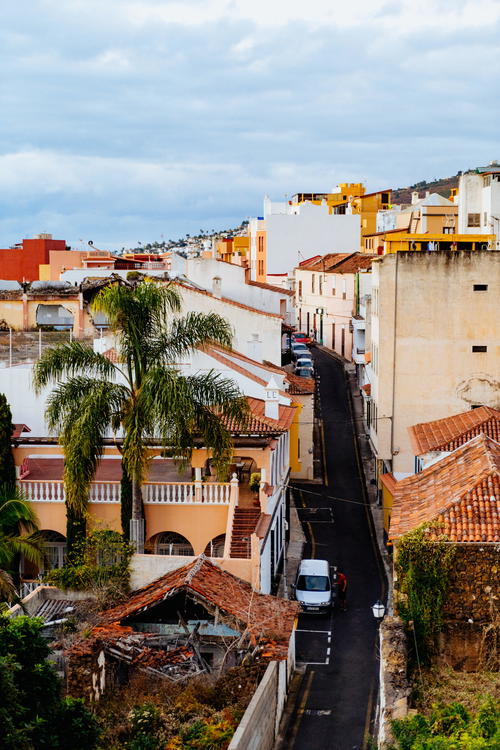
284;349;386;750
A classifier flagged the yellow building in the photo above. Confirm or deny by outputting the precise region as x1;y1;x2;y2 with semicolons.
363;230;495;255
292;184;391;236
216;236;250;265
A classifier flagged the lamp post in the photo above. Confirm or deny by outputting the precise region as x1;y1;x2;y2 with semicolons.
372;600;385;623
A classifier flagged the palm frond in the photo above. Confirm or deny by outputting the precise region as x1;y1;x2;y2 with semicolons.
60;381;130;514
0;532;44;567
32;341;117;393
44;377;129;433
0;569;15;600
152;311;234;362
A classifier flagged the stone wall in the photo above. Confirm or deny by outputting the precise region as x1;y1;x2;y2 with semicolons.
379;617;410;749
443;545;500;623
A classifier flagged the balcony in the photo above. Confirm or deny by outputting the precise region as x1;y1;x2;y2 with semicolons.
20;479;234;505
351;315;366;331
352;347;366;365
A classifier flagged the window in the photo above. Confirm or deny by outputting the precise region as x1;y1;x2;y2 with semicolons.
467;213;480;227
381;192;390;204
342;278;347;300
443;226;453;234
319;275;323;294
298;280;303;298
484;212;488;225
484;176;491;187
332;276;336;295
473;284;488;291
472;345;487;352
311;274;315;293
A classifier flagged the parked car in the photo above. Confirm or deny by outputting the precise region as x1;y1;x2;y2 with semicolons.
294;559;334;613
291;331;310;345
294;355;313;370
291;342;311;360
295;365;315;378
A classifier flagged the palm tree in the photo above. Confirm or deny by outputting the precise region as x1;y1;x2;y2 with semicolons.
0;486;43;601
33;281;248;553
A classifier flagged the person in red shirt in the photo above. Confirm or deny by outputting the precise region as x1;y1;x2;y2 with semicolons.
337;571;347;611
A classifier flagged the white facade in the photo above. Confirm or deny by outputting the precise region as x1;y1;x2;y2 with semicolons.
250;197;360;276
174;282;283;365
457;171;500;247
173;255;295;324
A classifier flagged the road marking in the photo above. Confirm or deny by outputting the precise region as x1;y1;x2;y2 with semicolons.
326;647;331;656
296;660;330;666
298;490;316;559
287;669;315;747
295;629;332;635
303;709;332;716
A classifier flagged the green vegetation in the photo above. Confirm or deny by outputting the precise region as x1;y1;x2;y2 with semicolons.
390;698;500;749
395;525;456;665
95;664;264;750
0;485;43;600
0;615;99;749
33;280;248;553
47;530;133;605
0;393;16;490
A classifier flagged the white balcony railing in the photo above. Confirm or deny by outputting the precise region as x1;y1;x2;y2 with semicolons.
20;480;233;505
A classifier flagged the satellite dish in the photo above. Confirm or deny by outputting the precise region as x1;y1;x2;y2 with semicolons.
88;240;93;246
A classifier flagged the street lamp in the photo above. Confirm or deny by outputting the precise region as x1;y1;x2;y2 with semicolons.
372;600;385;622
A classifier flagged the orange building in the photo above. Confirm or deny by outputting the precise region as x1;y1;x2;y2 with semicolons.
0;234;67;282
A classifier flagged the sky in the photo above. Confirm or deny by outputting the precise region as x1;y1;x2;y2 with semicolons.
1;0;500;250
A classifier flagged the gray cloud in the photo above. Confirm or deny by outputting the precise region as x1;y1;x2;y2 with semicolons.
1;2;499;249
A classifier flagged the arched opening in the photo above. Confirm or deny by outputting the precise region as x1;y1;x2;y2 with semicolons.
203;534;226;558
42;530;67;570
150;532;194;556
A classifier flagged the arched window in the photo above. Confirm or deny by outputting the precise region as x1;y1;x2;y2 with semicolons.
153;532;194;556
203;534;226;558
42;531;67;570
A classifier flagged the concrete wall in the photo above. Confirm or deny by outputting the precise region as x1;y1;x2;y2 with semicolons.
228;660;288;750
130;553;253;590
370;251;500;472
265;202;360;275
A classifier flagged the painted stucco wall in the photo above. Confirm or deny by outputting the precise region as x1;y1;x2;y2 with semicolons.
370;251;500;473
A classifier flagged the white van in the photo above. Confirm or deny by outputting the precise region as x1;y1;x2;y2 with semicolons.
294;559;332;613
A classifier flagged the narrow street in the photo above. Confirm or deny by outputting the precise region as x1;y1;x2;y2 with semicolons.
284;349;386;750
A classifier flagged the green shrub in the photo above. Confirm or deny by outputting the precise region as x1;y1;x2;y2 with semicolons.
46;530;133;600
391;698;500;749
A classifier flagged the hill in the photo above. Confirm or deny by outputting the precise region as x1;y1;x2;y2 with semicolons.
391;173;461;204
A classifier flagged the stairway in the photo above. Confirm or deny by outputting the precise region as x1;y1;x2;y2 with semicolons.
230;508;261;558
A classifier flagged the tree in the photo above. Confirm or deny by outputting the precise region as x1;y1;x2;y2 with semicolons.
33;281;248;553
0;485;43;600
0;393;16;491
0;616;100;749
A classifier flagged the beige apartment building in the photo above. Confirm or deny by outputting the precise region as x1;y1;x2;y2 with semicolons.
367;250;500;476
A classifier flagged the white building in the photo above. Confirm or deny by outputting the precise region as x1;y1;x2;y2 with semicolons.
457;165;500;247
249;196;360;277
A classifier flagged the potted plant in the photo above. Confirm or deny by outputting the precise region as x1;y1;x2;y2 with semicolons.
249;472;261;506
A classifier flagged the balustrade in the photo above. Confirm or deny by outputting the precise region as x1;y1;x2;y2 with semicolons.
19;479;233;505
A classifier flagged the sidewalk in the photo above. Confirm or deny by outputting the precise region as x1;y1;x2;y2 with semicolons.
278;494;306;599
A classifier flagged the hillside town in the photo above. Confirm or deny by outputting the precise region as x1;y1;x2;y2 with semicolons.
1;163;499;750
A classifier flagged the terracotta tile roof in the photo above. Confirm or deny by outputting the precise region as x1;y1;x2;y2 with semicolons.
204;345;313;398
364;351;372;364
409;407;500;455
380;472;398;494
331;254;376;274
389;434;500;543
285;372;315;395
175;281;283;319
102;347;121;363
225;397;295;435
297;253;353;272
12;423;31;438
99;556;299;659
247;279;294;296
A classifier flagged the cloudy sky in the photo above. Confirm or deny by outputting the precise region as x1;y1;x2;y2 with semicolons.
2;0;499;249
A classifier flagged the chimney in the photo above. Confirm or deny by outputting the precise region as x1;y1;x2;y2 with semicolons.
212;276;222;299
264;376;280;420
411;191;419;204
